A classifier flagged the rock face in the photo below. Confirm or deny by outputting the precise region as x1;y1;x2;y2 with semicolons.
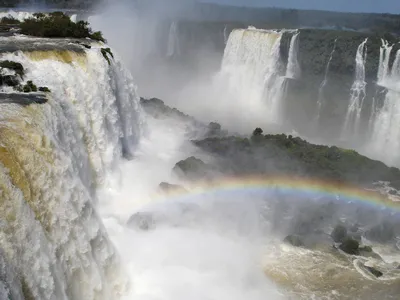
158;182;187;194
173;156;215;181
339;238;360;255
331;224;347;243
283;235;304;247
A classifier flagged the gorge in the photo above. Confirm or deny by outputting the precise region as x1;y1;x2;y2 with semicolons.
0;2;400;300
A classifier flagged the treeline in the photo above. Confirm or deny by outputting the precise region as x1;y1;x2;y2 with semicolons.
0;0;96;9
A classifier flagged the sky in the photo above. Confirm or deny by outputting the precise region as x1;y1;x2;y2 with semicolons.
203;0;400;14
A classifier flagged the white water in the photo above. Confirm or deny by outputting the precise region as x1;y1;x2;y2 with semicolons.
377;40;393;85
368;45;400;166
0;10;35;22
0;10;78;22
285;32;300;79
0;40;143;299
341;38;368;140
215;28;285;127
316;39;337;120
167;21;181;57
98;112;286;300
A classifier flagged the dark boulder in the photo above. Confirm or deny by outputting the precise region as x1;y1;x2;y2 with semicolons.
339;238;360;255
365;266;383;278
359;246;382;260
158;182;187;194
283;235;305;247
331;224;348;243
173;156;213;181
1;75;19;86
127;212;155;231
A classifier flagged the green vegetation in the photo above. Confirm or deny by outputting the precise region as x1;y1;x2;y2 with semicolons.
191;128;400;188
101;48;114;65
19;12;105;42
38;86;51;93
0;16;20;25
14;81;51;94
0;60;24;77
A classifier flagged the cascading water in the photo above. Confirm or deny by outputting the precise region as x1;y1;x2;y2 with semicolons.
0;38;143;300
377;40;393;84
216;27;285;126
368;46;400;166
223;25;228;45
167;21;181;58
341;38;368;140
316;39;337;120
285;31;300;79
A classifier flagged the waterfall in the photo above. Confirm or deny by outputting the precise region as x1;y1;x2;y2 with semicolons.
167;21;181;57
223;25;228;45
316;38;337;120
368;48;400;166
341;38;368;140
217;27;285;125
0;39;143;299
285;31;300;79
377;40;393;85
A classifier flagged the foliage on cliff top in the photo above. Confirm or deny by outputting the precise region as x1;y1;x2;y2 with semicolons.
192;129;400;188
19;12;105;42
0;16;20;25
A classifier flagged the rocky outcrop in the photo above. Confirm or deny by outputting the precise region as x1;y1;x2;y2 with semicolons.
158;182;187;194
192;132;400;189
173;156;216;181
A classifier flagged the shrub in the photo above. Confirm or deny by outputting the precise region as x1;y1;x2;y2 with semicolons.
101;48;114;65
38;86;51;93
17;81;38;93
19;12;106;42
0;60;24;77
0;16;20;25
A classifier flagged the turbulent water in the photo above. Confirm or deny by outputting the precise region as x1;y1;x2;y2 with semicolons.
0;37;142;299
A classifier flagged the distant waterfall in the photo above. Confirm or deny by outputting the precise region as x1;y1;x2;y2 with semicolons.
368;46;400;166
167;21;181;57
0;39;144;300
377;40;393;84
285;32;300;79
316;39;337;120
342;38;368;140
223;25;229;45
217;27;285;125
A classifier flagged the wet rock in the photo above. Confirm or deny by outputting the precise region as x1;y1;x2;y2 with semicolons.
283;235;304;247
1;75;19;86
365;266;383;278
339;238;360;255
158;182;187;194
366;221;395;243
359;246;382;260
127;212;155;231
331;224;348;243
173;156;213;181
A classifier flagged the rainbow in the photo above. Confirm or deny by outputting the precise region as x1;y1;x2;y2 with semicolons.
156;175;400;212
